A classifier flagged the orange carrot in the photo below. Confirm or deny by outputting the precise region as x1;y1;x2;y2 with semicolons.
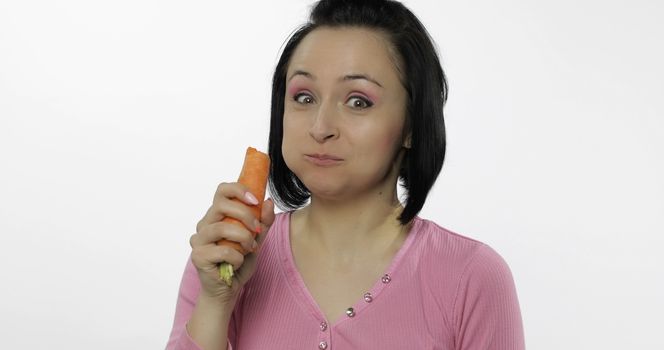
217;147;270;286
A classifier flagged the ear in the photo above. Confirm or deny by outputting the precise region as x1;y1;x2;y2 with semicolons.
402;132;412;149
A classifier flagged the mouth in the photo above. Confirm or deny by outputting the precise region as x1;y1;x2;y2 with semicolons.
304;153;344;166
305;153;344;161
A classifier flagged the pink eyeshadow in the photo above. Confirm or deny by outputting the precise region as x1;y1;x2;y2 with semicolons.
353;90;379;104
287;83;308;97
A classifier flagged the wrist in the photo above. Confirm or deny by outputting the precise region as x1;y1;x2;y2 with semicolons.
188;295;234;350
197;292;236;312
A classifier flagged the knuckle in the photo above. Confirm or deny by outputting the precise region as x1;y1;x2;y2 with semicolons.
190;249;203;266
213;200;227;212
195;218;204;233
196;225;210;242
217;182;228;192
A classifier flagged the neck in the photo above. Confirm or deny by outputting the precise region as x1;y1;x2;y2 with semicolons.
293;185;408;262
291;146;412;262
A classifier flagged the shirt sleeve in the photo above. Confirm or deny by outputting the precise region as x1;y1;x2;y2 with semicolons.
165;255;235;350
453;244;525;350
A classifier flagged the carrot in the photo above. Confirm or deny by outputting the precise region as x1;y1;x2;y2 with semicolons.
217;147;270;287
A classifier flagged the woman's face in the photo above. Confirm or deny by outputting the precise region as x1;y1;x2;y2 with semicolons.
282;26;409;201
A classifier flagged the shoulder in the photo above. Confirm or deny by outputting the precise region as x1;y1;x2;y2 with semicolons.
410;217;516;299
272;210;290;229
261;210;290;243
411;217;490;266
414;219;526;348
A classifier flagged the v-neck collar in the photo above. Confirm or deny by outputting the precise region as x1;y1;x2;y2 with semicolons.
278;210;422;328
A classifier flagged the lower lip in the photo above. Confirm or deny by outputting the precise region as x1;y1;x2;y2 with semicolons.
305;155;343;166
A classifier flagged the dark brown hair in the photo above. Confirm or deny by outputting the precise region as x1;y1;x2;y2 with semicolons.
268;0;448;225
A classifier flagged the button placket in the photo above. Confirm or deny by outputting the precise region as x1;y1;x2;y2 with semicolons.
318;319;329;349
344;273;392;322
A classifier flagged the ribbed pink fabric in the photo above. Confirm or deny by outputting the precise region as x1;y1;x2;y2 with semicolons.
166;211;524;350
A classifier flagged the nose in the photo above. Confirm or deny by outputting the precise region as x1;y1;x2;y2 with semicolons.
308;101;339;143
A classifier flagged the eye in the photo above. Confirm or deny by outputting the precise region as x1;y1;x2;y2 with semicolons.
293;92;315;104
346;96;374;109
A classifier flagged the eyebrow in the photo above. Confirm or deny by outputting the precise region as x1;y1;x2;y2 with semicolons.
287;70;383;88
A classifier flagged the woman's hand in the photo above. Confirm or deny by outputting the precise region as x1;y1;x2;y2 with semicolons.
189;182;275;305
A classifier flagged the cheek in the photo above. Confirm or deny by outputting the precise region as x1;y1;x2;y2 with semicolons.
382;130;400;150
282;119;294;156
359;123;406;170
282;115;303;145
281;115;304;166
353;128;402;173
375;125;405;154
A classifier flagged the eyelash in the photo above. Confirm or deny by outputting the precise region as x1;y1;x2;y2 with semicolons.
293;93;314;105
293;92;374;109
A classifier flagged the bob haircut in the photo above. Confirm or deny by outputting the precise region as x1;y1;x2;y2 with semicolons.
268;0;448;225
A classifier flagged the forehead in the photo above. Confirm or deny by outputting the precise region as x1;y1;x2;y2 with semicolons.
287;26;402;84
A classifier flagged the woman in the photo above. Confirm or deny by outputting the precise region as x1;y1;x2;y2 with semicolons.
167;1;525;349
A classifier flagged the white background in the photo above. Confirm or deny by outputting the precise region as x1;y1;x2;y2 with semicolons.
1;0;662;349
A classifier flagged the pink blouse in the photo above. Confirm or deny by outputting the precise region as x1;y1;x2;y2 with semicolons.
166;211;525;350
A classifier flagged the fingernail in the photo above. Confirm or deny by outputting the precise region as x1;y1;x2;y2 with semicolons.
244;192;259;205
252;240;258;250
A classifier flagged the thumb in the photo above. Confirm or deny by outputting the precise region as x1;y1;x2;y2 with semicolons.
260;198;275;225
256;198;275;243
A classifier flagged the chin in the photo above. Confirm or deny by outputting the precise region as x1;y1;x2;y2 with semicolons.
298;173;346;198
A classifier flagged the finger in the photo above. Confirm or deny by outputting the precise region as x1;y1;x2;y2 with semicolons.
193;221;256;252
198;197;261;235
234;251;258;284
196;205;218;233
192;244;245;272
249;198;276;252
213;182;259;207
197;182;258;232
260;198;276;228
